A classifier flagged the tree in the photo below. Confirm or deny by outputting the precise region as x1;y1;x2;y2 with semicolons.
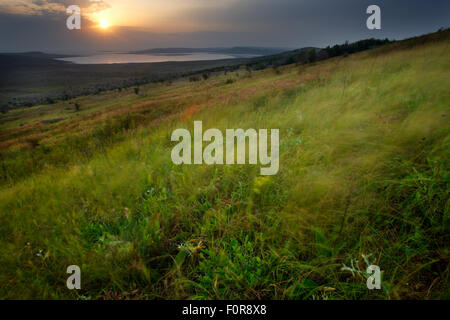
308;49;317;63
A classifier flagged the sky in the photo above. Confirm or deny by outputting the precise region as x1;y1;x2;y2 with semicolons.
0;0;449;53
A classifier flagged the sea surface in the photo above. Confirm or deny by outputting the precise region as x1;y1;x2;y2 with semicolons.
56;52;257;64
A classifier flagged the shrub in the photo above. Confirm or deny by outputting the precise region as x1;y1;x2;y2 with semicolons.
189;76;201;82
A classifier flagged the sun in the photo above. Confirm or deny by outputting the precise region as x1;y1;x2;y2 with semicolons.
99;18;110;29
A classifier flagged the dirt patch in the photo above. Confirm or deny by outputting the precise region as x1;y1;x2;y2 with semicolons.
182;104;200;122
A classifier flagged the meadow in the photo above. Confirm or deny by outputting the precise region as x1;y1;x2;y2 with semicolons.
0;30;448;299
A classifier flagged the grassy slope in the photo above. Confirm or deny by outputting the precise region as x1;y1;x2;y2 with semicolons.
0;31;448;299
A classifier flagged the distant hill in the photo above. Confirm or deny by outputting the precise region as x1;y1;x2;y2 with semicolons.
0;52;69;68
131;47;290;56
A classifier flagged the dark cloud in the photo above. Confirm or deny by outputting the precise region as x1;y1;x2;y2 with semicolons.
182;0;450;47
0;0;449;53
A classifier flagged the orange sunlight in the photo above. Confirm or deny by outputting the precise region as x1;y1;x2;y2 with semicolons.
99;18;111;29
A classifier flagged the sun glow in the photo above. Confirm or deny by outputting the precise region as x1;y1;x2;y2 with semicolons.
99;18;110;29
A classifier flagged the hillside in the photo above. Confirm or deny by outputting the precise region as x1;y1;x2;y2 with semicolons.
0;39;392;111
0;52;248;110
0;30;448;299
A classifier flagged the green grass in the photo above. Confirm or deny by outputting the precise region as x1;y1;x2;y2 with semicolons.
0;31;449;299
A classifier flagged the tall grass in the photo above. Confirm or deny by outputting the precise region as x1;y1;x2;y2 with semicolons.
0;31;448;299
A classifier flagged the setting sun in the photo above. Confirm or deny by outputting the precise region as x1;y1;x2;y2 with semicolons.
99;18;110;29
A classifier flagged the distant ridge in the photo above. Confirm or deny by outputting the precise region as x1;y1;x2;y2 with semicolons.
131;47;291;56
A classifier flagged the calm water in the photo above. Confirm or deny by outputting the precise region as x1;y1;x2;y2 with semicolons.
56;52;249;64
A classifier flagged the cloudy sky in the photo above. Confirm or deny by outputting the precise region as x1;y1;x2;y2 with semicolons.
0;0;449;53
